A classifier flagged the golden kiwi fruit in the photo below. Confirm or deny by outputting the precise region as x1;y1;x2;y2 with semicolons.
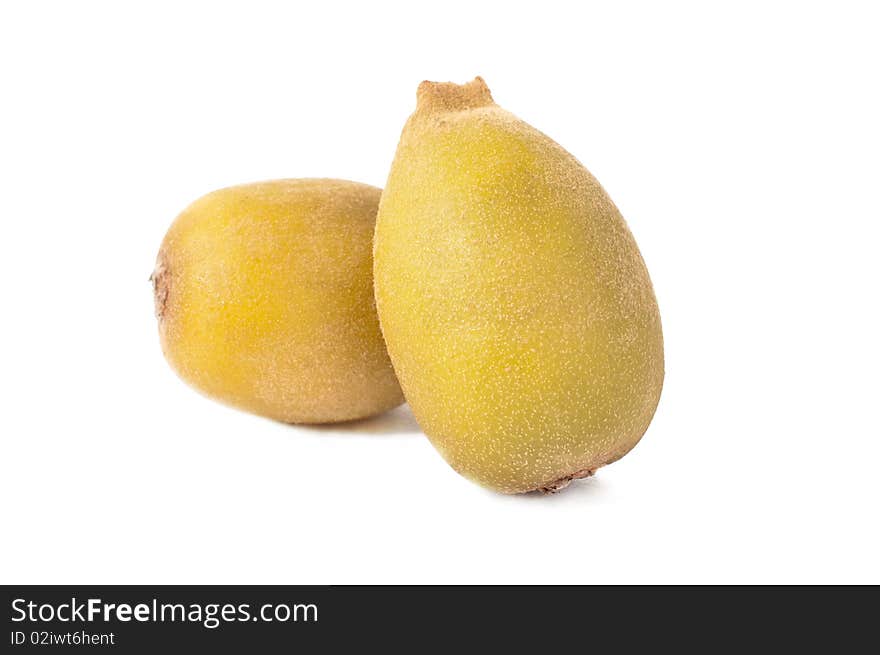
153;178;403;424
373;78;664;493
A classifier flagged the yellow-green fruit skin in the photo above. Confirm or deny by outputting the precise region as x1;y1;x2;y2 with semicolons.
154;179;404;424
374;79;664;493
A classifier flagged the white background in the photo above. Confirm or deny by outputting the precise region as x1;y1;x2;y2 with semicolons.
1;1;878;584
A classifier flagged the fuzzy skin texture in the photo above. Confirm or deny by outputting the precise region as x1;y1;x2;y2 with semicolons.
154;179;404;424
374;78;664;493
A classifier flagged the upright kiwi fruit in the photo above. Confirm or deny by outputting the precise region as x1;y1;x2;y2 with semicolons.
373;78;663;493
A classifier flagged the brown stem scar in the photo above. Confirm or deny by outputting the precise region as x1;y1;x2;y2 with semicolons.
415;77;495;114
539;468;595;494
151;255;170;322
